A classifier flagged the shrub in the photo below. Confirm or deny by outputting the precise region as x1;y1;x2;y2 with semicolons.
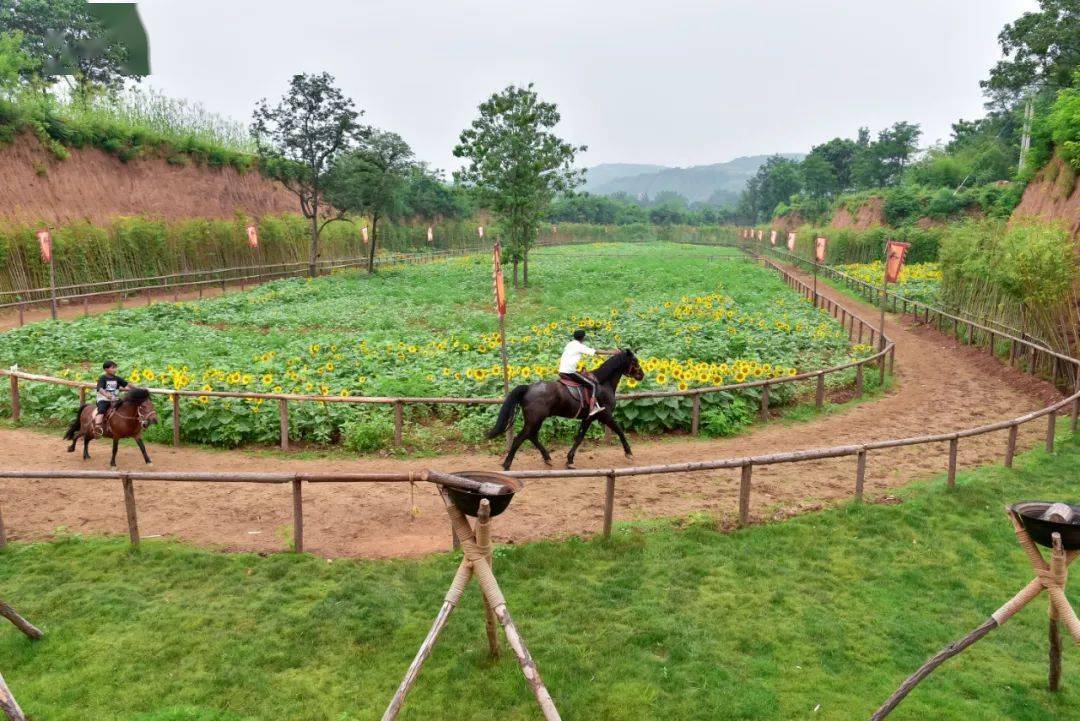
699;397;752;438
343;416;395;453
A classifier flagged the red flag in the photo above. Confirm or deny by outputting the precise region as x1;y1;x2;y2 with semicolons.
815;236;827;263
786;232;796;252
884;240;911;284
361;226;369;244
37;230;51;263
492;240;506;318
246;224;259;249
426;226;433;243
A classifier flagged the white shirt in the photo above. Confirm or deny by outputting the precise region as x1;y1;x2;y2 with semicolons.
559;340;596;374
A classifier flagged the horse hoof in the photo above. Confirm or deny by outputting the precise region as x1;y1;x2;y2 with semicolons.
565;463;575;469
543;459;553;467
625;454;634;461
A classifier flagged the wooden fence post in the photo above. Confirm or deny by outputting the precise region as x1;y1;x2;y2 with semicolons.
0;669;28;721
1005;425;1018;468
122;476;139;548
603;473;616;539
855;364;864;398
947;437;958;488
171;394;180;447
690;394;701;436
815;372;825;410
889;345;896;374
0;500;6;549
292;478;304;553
394;401;404;446
1046;410;1056;454
855;449;867;501
760;383;769;421
738;464;752;527
8;376;18;422
1072;381;1079;432
279;399;289;451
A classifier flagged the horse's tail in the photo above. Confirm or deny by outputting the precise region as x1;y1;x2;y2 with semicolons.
487;384;529;439
64;403;89;440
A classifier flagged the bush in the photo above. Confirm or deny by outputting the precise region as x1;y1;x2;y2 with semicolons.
699;397;752;438
343;415;395;453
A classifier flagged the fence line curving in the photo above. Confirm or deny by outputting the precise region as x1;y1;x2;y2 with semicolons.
0;244;1076;558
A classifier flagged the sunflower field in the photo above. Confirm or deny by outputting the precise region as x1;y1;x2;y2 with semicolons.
834;261;942;306
0;243;868;450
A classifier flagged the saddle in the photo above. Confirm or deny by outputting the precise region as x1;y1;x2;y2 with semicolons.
558;373;595;417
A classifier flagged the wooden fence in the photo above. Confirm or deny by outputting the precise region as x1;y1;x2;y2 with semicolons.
0;245;1074;559
0;251;892;449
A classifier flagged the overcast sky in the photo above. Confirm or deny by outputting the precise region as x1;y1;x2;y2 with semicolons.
132;0;1037;171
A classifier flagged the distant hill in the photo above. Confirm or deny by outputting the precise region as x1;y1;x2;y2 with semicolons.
583;154;804;205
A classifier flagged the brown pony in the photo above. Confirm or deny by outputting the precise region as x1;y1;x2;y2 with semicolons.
487;349;644;470
64;387;159;466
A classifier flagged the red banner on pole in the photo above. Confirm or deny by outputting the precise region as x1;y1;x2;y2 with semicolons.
815;236;827;263
361;226;369;244
786;232;796;252
37;229;51;263
884;240;911;284
492;240;507;318
246;224;259;249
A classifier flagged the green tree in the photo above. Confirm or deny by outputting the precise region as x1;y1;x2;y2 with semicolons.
800;153;839;198
982;0;1080;107
0;0;131;97
324;130;415;273
807;137;859;191
401;164;472;221
0;31;33;93
453;83;585;286
251;72;364;277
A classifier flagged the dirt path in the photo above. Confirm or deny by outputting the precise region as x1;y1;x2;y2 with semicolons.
0;261;1060;558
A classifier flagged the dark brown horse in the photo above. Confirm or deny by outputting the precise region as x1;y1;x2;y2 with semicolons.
64;388;159;466
488;349;644;470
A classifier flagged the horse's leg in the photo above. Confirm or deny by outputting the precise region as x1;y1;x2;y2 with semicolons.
599;411;634;460
501;426;532;471
110;438;119;467
565;418;594;468
82;434;91;460
527;419;553;466
67;431;79;453
135;437;151;464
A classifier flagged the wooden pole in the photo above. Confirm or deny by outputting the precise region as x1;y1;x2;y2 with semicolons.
738;463;752;527
878;283;886;354
394;401;404;446
855;364;864;398
760;383;769;421
8;376;18;422
0;501;5;549
1005;425;1018;468
603;473;616;539
0;670;27;721
476;499;500;659
815;372;825;410
947;437;958;488
1049;618;1062;692
48;251;57;321
292;478;303;553
1046;410;1056;454
122;477;139;547
171;394;180;447
279;399;289;451
690;394;701;435
855;449;866;501
0;601;42;640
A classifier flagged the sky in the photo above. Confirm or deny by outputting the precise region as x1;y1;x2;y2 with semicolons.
131;0;1039;171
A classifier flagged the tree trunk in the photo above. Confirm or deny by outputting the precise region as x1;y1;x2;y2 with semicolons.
523;250;529;288
513;259;519;288
308;197;320;278
368;214;379;273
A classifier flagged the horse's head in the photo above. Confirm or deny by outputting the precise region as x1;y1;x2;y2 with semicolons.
622;349;645;381
124;388;159;428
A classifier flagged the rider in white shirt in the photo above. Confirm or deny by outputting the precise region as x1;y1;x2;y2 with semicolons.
558;330;612;416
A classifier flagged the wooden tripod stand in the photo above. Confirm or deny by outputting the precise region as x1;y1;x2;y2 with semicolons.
872;508;1080;720
381;492;562;721
0;598;42;721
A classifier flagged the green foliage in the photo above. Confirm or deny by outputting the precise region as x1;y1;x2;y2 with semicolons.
0;31;33;93
1044;74;1080;171
0;244;854;448
981;0;1080;107
789;224;944;265
342;414;395;453
698;396;752;437
2;435;1079;720
453;83;585;276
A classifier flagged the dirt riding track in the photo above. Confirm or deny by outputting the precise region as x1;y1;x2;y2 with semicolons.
0;261;1061;558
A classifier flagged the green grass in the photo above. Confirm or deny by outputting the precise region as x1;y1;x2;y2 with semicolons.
2;435;1078;720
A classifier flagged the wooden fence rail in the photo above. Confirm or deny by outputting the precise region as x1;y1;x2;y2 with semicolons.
0;250;893;449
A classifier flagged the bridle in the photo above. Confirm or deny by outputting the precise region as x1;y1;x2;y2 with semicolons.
109;400;158;429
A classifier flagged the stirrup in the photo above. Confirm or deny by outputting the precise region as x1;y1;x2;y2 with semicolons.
589;405;605;417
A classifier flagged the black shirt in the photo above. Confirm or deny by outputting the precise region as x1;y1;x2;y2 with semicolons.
96;374;129;399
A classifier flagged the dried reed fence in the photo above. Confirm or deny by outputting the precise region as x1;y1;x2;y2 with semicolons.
0;252;890;449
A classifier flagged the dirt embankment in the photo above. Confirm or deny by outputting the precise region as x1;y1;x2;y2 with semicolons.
0;133;299;226
830;197;885;230
1011;155;1080;238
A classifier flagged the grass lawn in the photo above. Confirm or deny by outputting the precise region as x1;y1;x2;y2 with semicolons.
2;433;1078;720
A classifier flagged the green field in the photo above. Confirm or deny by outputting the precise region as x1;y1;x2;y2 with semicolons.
0;243;866;450
2;433;1077;720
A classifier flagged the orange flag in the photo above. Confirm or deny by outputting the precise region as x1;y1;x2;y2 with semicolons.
492;240;506;318
246;224;259;249
37;230;51;263
884;240;911;283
